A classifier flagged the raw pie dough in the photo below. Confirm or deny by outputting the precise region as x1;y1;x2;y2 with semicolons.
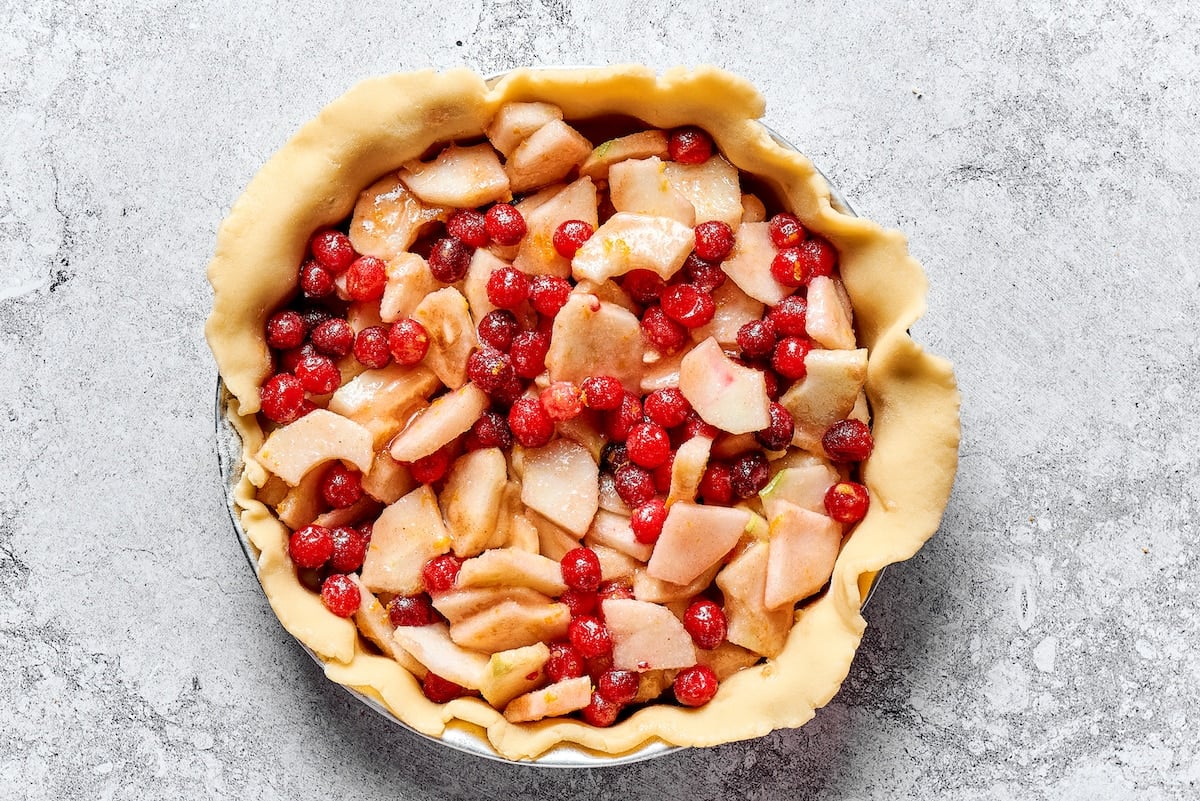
206;65;960;760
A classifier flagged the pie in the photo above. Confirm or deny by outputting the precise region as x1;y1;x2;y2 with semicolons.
206;65;960;761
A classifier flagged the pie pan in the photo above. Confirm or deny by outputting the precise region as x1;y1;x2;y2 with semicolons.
206;65;961;764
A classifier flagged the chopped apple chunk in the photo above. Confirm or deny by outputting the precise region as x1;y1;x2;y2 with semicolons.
679;337;770;435
760;461;839;520
763;502;842;610
778;348;867;453
690;280;765;347
399;143;511;207
256;409;373;486
449;597;570;653
379;252;440;323
664;155;742;229
360;485;451;594
646;502;750;585
480;642;551;709
513;176;598;278
503;676;592;723
609;157;695;226
602;598;697;672
520;438;600;536
349;576;427;677
716;540;793;658
388;382;488;463
527;510;581;561
360;450;415;505
392;622;488;690
457;548;568;597
806;276;856;350
411;287;479;390
328;363;440;447
571;212;694;284
666;434;712;506
505;120;592;193
349;173;449;260
719;221;790;305
432;585;554;623
584;510;653;562
694;641;760;680
579;130;670;179
591;544;641;582
442;448;508;557
486;101;564;157
546;294;645;394
275;467;328;529
632;561;721;604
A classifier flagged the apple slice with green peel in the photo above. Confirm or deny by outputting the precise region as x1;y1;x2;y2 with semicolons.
806;275;856;350
503;676;592;723
609;157;696;226
457;547;568;597
328;363;441;447
520;438;599;536
546;293;645;394
486;101;564;157
646;502;751;585
759;462;840;520
716;539;793;658
527;510;581;561
389;382;488;463
763;502;842;610
579;129;670;179
432;585;554;623
392;622;489;690
411;287;479;390
450;597;571;653
480;642;551;709
399;143;511;207
275;467;329;529
349;173;449;260
592;544;641;582
571;212;694;285
584;509;653;562
664;154;743;229
719;221;790;305
633;561;721;604
349;575;427;678
513;176;599;278
690;279;765;347
694;641;760;680
379;252;440;323
361;450;415;505
778;348;867;453
441;448;508;558
666;435;712;506
505;120;592;193
360;485;452;594
679;337;770;435
256;409;373;486
602;598;698;672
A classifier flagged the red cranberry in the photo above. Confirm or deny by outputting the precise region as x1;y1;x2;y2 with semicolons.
310;318;355;357
477;309;518;351
546;641;585;681
288;524;333;569
683;599;727;650
491;372;527;407
358;521;373;545
626;422;671;469
683;253;727;293
422;554;462;594
582;691;622;727
825;481;871;523
668;126;713;164
682;413;719;441
509;330;550;379
299;260;335;298
622;269;666;305
568;615;613;658
604;392;643;442
822;419;874;462
467;347;515;394
345;256;388;301
673;665;719;706
770;247;812;288
484;203;527;245
643;387;692;428
597;670;640;704
321;463;363;509
508;397;554;447
630;498;668;544
737;318;777;359
660;284;716;329
652;453;674;494
552;219;594;258
265;310;306;350
297;307;333;335
528;275;571;318
422;672;468;703
613;463;656;507
279;343;314;376
641;305;687;352
561;547;602;592
387;594;436;627
768;295;808;336
597;579;635;601
772;336;813;380
465;409;512;451
260;373;306;423
353;325;392;368
798;236;838;277
428;237;473;283
730;452;770;499
699;462;733;505
581;375;624;411
446;209;490;248
320;574;361;618
560;588;599;618
693;220;735;262
329;526;368;572
756;402;796;451
388;318;430;365
310;229;355;273
295;352;341;394
409;446;453;485
768;213;807;248
762;368;782;401
486;266;531;309
540;381;583;421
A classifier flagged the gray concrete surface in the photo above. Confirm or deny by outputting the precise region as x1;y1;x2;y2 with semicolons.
2;0;1198;798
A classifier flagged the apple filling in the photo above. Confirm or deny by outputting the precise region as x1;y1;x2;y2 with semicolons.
251;107;874;725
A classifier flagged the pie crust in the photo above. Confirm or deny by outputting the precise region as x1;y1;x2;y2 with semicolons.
206;65;960;760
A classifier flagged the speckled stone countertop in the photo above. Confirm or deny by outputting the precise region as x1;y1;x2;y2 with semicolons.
2;1;1198;798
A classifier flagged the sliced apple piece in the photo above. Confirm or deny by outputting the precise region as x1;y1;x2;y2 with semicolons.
690;279;765;347
507;511;541;554
361;450;415;505
574;276;638;314
763;502;843;610
597;471;632;516
759;461;839;520
666;434;712;506
664;155;742;228
571;213;693;285
719;221;790;305
486;101;564;157
710;431;760;460
313;496;379;529
399;143;511;207
602;598;697;672
609;157;696;226
480;642;551;709
349;576;427;677
505;120;592;193
694;641;760;680
346;301;384;334
584;510;653;562
546;293;645;394
633;561;721;604
275;467;328;529
592;544;641;582
450;597;570;653
432;585;553;623
503;676;592;723
554;409;606;463
639;348;686;393
513;176;599;278
379;252;440;323
349;173;448;260
715;539;792;657
360;485;451;594
411;287;478;389
633;669;676;703
527;510;581;561
392;622;488;690
740;192;767;223
679;337;770;435
461;247;507;322
442;448;508;558
388;382;488;463
849;390;871;424
520;438;599;536
579;129;670;179
328;363;441;447
256;409;373;486
646;502;750;585
457;548;568;597
779;348;867;453
806;275;856;350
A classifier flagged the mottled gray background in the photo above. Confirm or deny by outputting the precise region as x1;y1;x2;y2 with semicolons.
2;0;1197;798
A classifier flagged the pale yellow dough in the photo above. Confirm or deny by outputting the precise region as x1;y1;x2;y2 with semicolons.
206;65;961;761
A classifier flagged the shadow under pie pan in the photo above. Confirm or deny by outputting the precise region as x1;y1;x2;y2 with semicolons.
207;66;960;766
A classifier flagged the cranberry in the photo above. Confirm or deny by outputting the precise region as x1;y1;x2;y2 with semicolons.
428;237;473;283
388;318;430;365
486;266;531;309
597;670;639;704
604;392;643;442
673;665;719;706
409;446;453;485
683;599;727;650
772;336;813;380
508;397;554;447
546;641;585;681
630;498;668;544
762;368;782;401
329;526;368;573
581;375;624;411
446;209;490;248
825;480;871;523
321;463;363;509
668;126;713;164
260;373;306;423
622;269;666;305
613;463;656;507
683;253;727;293
279;343;315;376
770;247;812;288
600;444;630;474
540;381;583;421
698;462;733;505
320;574;361;618
660;284;716;329
528;275;571;318
265;310;306;350
353;325;392;368
467;347;515;394
730;452;770;499
736;318;777;359
560;588;599;618
768;213;807;248
643;387;692;429
477;309;518;351
798;236;838;278
509;330;550;379
484;203;527;245
491;373;526;407
652;454;674;494
288;524;333;569
422;554;462;594
465;409;512;451
387;594;436;627
295;352;341;394
310;318;355;357
297;307;333;335
597;579;635;601
422;672;468;703
641;305;688;353
582;691;622;727
682;413;719;441
561;547;602;592
299;260;335;298
693;220;735;262
568;615;612;658
358;521;373;545
822;419;874;462
626;422;671;469
552;219;594;258
345;256;388;301
756;402;795;451
768;295;807;336
310;229;355;273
